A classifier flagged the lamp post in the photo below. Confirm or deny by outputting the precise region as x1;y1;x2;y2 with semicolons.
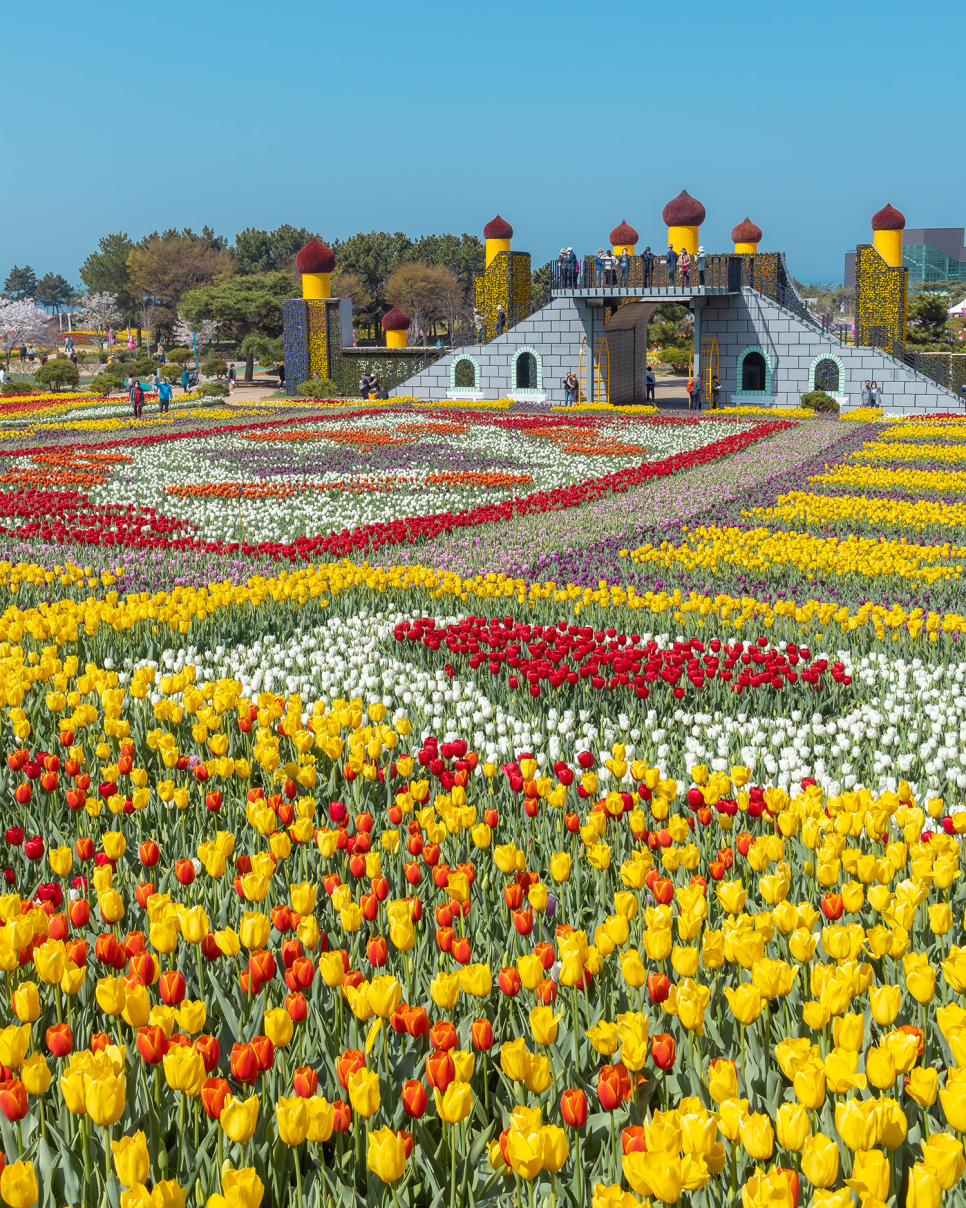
193;323;198;372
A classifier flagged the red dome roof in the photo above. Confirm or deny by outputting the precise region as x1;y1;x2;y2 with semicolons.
662;190;706;226
609;219;639;246
871;203;905;231
295;238;335;273
731;217;763;243
382;306;411;331
483;214;513;240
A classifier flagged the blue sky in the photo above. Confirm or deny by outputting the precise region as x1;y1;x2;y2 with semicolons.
3;0;963;286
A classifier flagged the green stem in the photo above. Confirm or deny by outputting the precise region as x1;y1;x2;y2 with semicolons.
450;1122;457;1208
294;1141;304;1208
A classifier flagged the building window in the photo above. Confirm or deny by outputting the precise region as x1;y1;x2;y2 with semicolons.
813;358;840;392
735;345;772;396
741;351;767;391
452;357;477;389
516;352;537;389
512;346;543;392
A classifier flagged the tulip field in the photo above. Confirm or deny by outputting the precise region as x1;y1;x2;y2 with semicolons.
3;392;966;1208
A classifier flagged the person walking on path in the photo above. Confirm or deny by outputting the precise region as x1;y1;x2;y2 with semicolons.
870;381;884;407
228;365;236;391
666;246;678;286
696;247;707;287
641;246;654;289
157;379;172;414
562;371;578;405
18;345;26;364
558;249;568;287
595;250;605;287
644;364;656;401
129;377;145;419
603;249;616;287
566;247;579;287
496;304;507;336
181;367;192;395
618;249;630;288
860;380;872;406
711;375;720;409
473;307;485;343
679;249;691;287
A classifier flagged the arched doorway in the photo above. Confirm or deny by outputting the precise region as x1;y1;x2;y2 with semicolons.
741;351;767;391
516;352;537;389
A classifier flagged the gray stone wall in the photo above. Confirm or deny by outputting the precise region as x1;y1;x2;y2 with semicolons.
389;298;595;404
704;289;958;414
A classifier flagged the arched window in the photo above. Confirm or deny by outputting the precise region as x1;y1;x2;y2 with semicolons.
453;357;476;389
741;351;767;391
512;346;543;393
808;353;845;396
813;358;840;393
736;345;772;396
516;352;537;389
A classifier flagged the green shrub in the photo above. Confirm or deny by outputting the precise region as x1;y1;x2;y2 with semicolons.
89;373;125;396
168;348;193;366
1;380;34;395
161;365;183;384
202;356;228;379
34;360;80;389
200;380;230;398
295;378;342;398
659;347;692;368
800;390;839;413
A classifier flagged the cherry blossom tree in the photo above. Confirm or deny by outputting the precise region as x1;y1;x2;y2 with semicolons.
75;291;124;354
0;298;52;370
173;314;220;354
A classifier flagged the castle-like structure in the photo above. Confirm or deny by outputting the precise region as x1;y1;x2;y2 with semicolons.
280;198;955;413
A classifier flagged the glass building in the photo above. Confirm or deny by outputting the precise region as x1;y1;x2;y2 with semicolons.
846;228;966;287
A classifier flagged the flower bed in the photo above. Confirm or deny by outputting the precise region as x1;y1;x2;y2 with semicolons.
0;402;964;1208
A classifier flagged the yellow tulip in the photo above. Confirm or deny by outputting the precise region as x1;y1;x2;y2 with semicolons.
921;1133;966;1190
21;1053;50;1096
305;1097;334;1143
724;984;762;1027
220;1095;259;1143
739;1113;773;1161
801;1133;839;1188
940;1068;966;1132
793;1063;826;1109
0;1160;38;1208
865;1044;897;1091
525;1055;552;1095
775;1101;811;1152
622;1151;682;1202
163;1047;206;1098
347;1068;380;1118
367;1125;408;1183
208;1167;264;1208
529;1006;563;1047
111;1132;150;1188
540;1125;569;1172
33;939;67;984
869;984;902;1025
276;1095;310;1145
843;1148;889;1201
178;1000;206;1035
430;971;461;1010
86;1074;126;1126
585;1021;620;1057
550;853;571;882
263;1008;294;1048
500;1038;532;1082
95;976;127;1017
11;983;39;1025
906;1067;939;1107
434;1081;473;1123
905;1162;943;1208
458;964;492;997
0;1023;30;1069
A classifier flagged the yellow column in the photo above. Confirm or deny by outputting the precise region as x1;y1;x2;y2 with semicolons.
667;225;698;254
385;329;407;348
873;229;902;268
734;240;758;254
485;237;511;267
613;242;635;255
302;272;331;299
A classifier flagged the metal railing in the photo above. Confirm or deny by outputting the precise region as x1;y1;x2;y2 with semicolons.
547;255;737;292
447;305;528;352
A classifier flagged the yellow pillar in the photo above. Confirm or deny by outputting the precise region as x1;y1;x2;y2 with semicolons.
485;237;511;267
734;241;758;254
385;329;407;348
302;272;331;299
667;225;699;254
873;229;902;268
613;242;635;255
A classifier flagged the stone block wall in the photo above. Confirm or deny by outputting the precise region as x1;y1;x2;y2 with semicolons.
389;297;595;404
703;289;958;414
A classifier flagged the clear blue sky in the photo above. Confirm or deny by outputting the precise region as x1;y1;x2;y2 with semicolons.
3;0;963;286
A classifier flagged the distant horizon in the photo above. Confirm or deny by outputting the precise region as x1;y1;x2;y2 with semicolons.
2;0;962;290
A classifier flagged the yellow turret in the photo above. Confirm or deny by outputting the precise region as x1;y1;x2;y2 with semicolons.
483;215;513;267
295;238;335;298
731;217;762;255
662;190;705;256
871;203;905;267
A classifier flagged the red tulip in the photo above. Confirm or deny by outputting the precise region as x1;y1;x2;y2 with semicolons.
402;1078;428;1119
201;1077;231;1120
560;1088;587;1128
137;1025;169;1065
46;1023;73;1057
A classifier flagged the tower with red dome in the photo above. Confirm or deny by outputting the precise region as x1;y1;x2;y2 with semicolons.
475;213;531;340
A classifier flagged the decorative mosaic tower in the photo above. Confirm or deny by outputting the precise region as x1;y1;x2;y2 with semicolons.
282;237;352;390
382;306;411;348
474;214;531;339
731;218;762;254
854;203;908;354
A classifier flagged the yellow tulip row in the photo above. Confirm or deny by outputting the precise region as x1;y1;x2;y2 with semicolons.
747;490;966;532
851;441;966;464
622;524;966;586
810;463;966;493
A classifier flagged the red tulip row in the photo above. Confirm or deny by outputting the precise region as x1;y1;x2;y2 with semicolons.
394;616;851;701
